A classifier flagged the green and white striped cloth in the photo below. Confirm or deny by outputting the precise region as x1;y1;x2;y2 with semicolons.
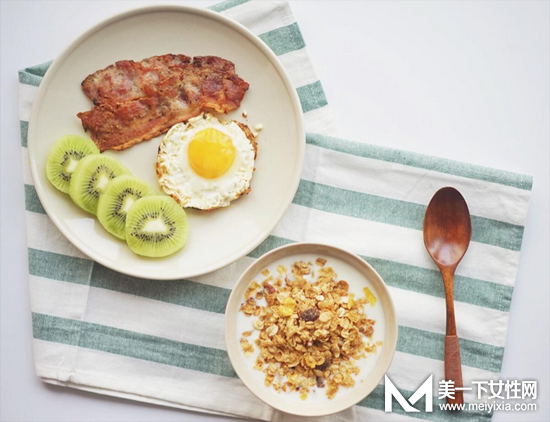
19;1;532;421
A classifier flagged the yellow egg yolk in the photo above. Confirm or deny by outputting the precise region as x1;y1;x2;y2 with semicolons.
188;128;236;179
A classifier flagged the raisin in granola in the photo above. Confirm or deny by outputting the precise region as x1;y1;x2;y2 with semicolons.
300;308;320;322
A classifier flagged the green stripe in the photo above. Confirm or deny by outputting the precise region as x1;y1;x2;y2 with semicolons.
294;180;525;251
20;120;28;147
398;326;503;374
28;248;503;373
18;72;42;87
26;225;512;314
364;256;512;313
33;312;83;345
18;61;51;87
28;248;93;285
91;264;230;314
471;216;524;252
296;81;328;114
307;133;533;191
32;313;236;378
25;185;46;214
360;384;488;422
28;247;229;314
209;0;252;13
32;312;489;421
258;22;305;56
24;178;524;252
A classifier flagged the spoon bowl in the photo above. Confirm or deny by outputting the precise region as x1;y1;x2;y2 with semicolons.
424;187;472;267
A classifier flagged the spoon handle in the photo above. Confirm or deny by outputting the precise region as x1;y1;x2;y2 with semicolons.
442;269;464;405
445;335;464;405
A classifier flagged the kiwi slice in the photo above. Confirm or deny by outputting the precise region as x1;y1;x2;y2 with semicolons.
69;154;130;215
125;196;189;258
97;175;155;240
46;135;100;193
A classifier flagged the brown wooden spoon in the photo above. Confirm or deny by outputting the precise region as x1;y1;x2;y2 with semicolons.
423;187;472;406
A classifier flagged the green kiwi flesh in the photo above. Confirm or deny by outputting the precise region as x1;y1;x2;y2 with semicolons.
46;135;100;193
69;154;130;215
125;196;189;258
97;175;155;240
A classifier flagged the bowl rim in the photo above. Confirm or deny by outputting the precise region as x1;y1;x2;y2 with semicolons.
224;242;398;417
26;4;305;280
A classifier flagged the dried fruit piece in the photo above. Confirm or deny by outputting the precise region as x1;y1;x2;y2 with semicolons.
278;297;296;317
264;283;276;295
363;287;377;306
301;308;320;322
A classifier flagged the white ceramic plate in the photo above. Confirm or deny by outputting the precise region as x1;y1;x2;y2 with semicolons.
225;243;398;417
28;5;305;280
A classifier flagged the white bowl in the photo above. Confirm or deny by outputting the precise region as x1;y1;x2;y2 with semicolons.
225;243;398;417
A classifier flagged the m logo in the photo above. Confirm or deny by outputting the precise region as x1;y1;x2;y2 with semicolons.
385;375;433;412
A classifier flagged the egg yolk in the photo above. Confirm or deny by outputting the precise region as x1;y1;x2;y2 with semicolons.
188;128;236;179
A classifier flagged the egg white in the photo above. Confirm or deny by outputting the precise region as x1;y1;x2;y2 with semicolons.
157;113;256;210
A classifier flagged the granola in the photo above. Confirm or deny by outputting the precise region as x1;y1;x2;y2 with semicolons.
239;259;380;400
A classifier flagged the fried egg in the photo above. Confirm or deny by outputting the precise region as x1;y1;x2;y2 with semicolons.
156;113;257;210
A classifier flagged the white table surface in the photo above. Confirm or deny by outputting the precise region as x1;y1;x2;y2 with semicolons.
1;1;548;421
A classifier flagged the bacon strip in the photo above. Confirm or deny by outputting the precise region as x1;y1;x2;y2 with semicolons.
77;55;249;151
81;54;192;106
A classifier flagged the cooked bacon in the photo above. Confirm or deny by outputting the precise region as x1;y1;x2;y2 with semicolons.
81;54;192;105
77;55;249;151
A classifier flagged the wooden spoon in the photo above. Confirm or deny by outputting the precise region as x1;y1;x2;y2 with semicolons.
423;187;472;406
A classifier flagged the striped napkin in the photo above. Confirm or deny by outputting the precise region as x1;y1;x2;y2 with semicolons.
19;1;532;421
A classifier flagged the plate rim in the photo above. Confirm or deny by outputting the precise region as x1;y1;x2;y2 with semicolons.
27;4;305;280
224;242;398;417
